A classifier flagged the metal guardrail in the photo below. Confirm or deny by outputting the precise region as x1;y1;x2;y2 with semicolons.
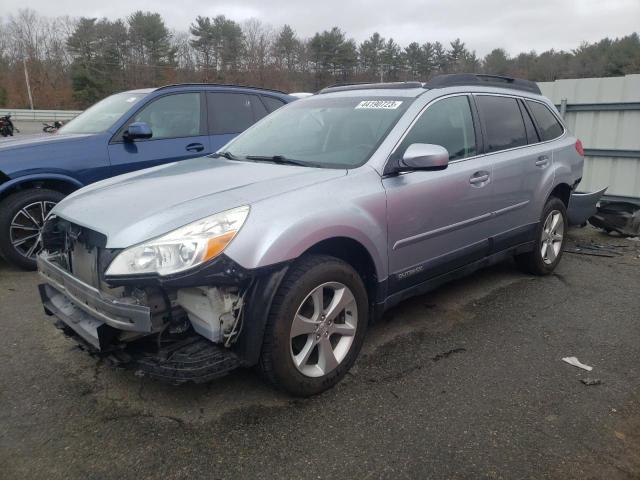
0;109;82;121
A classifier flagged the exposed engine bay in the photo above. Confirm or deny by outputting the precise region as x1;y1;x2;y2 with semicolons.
37;217;255;383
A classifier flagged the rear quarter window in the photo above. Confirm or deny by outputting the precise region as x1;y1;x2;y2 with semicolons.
261;96;286;113
476;95;528;153
526;100;564;141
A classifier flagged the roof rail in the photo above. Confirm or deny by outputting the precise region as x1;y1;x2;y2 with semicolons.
425;74;541;94
154;83;288;95
319;81;425;94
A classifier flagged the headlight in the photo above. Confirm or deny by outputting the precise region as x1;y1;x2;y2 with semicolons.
105;206;249;276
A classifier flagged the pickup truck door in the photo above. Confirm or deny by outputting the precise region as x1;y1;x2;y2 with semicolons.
107;92;210;176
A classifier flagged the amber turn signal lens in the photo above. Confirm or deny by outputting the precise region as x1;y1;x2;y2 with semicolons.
203;230;238;262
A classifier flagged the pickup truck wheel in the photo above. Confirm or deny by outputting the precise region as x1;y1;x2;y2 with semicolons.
259;254;368;396
0;189;64;270
515;196;568;275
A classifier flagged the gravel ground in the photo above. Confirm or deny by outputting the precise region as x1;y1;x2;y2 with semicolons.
1;226;639;479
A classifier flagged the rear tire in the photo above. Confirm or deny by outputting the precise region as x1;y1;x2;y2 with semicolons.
515;196;568;275
258;254;368;397
0;188;64;270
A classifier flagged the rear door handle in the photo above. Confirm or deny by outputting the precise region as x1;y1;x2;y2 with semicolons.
535;155;549;167
469;171;490;185
186;143;204;152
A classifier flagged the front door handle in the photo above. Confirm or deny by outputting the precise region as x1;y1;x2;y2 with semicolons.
186;143;204;152
469;171;490;185
535;155;549;167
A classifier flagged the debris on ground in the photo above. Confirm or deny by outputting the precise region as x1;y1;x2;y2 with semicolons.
589;201;640;237
562;356;593;371
563;242;624;257
432;348;466;362
581;378;602;386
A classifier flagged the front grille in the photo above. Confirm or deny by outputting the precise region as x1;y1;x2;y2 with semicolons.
41;216;112;289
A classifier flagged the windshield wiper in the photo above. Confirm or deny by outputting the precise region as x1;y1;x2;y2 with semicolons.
211;151;241;160
245;155;314;167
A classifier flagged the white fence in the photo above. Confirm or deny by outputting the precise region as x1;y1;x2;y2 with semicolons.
538;74;640;200
0;108;81;121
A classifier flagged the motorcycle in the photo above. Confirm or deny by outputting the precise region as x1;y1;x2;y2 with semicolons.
0;115;18;137
42;120;64;133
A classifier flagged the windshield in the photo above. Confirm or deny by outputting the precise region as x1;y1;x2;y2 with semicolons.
59;92;149;134
223;95;412;168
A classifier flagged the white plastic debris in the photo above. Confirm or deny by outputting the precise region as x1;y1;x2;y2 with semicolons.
562;356;593;371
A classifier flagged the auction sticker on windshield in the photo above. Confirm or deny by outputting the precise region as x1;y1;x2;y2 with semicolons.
355;100;403;109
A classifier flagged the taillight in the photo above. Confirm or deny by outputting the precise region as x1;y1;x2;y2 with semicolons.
575;139;585;156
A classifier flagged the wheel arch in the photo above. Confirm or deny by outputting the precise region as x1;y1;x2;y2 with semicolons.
549;182;571;207
302;236;380;305
0;174;83;202
236;235;383;368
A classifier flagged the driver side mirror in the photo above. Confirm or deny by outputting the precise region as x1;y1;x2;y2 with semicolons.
399;143;449;172
123;122;153;141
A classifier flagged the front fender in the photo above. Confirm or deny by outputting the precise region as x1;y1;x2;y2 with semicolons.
224;167;389;281
0;173;84;197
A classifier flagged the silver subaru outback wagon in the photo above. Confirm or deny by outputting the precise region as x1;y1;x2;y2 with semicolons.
37;74;584;396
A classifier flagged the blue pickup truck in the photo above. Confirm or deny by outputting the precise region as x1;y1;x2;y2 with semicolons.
0;84;295;269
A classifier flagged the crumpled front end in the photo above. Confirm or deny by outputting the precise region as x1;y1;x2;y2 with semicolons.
37;216;252;383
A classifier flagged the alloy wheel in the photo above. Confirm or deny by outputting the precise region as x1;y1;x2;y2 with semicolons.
540;209;564;265
289;281;358;378
9;201;56;260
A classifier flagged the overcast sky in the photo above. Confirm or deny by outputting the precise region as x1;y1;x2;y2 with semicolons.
10;0;640;56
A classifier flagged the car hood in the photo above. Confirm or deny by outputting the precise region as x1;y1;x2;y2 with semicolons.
53;156;347;248
0;132;94;151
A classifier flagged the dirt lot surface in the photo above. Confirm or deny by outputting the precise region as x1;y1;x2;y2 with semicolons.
1;226;639;479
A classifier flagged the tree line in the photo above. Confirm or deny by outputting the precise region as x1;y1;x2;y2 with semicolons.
1;9;639;109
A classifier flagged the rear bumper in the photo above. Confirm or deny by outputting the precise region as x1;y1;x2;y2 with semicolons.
567;187;607;225
37;253;152;350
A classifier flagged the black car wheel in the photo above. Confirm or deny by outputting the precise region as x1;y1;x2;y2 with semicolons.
515;196;568;275
259;254;368;397
0;189;64;270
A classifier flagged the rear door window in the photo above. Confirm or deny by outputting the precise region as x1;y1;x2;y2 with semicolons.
476;95;527;153
526;100;564;141
393;95;477;161
208;92;257;135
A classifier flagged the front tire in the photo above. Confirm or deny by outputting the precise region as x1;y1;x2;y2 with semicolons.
259;254;368;396
0;189;64;270
515;196;568;275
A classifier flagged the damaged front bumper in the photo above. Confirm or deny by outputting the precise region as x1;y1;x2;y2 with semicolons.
36;215;289;383
38;252;244;383
38;253;153;350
